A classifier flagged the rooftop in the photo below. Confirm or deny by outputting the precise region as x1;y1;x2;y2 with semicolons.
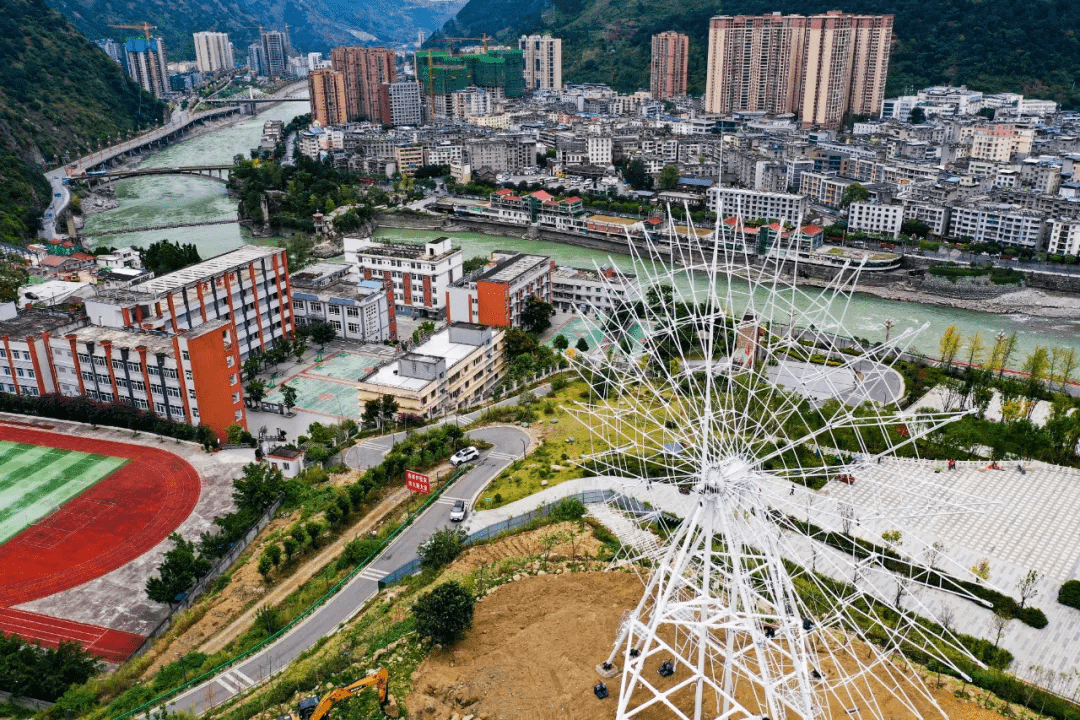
131;245;283;296
0;308;83;338
348;238;461;262
364;326;495;392
476;253;550;284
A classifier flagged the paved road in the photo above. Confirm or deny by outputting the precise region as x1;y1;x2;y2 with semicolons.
161;424;528;717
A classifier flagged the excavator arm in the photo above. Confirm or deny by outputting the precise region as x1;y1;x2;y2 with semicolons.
307;667;389;720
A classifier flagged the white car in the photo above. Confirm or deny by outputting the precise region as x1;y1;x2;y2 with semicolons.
450;446;480;466
450;499;467;522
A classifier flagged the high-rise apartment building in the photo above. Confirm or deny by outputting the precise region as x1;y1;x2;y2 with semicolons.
261;30;289;78
95;38;123;65
650;32;689;99
307;69;349;126
193;31;235;74
704;11;893;128
123;37;169;98
330;46;396;122
247;43;267;76
379;81;424;127
519;35;562;91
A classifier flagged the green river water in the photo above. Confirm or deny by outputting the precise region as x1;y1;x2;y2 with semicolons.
81;106;1080;361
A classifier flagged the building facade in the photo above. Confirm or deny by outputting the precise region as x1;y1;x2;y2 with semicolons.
308;69;349;126
261;30;288;78
519;35;562;92
344;237;463;318
379;81;424;127
650;32;689;99
124;38;169;97
704;11;893;128
551;265;640;314
848;201;904;237
289;263;395;343
193;31;234;74
446;251;552;328
707;187;807;221
331;46;397;122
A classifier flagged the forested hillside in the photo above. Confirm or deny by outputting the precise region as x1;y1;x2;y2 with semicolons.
0;0;165;246
437;0;1080;107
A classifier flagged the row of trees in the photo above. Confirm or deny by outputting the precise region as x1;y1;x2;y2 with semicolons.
939;326;1080;395
0;634;99;702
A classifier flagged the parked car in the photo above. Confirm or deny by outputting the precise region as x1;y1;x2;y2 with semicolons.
450;446;480;467
450;499;467;522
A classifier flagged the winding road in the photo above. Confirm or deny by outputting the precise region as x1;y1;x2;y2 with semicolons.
158;424;529;717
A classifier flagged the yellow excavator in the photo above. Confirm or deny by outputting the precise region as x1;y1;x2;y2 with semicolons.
276;667;390;720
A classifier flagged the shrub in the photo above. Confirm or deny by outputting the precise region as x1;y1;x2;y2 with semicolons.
1059;580;1080;609
412;581;475;646
418;527;468;571
257;554;273;580
551;497;586;521
264;544;282;567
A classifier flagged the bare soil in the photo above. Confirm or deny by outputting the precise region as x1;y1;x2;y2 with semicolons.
408;572;1027;720
449;521;604;574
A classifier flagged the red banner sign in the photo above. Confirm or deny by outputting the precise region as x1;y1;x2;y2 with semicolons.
406;470;431;494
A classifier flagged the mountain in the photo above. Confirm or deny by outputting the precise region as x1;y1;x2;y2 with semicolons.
43;0;468;61
437;0;1080;107
0;0;164;246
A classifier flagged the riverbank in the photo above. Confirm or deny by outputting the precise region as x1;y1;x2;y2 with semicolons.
852;283;1080;319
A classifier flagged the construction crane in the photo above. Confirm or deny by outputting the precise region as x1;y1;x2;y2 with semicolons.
444;33;491;54
108;22;156;42
279;667;390;720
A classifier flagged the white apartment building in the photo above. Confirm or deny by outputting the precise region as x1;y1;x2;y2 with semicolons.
1046;219;1080;256
357;323;504;417
344;236;463;318
947;203;1044;248
520;35;562;91
425;143;465;166
289;262;395;343
968;125;1035;163
551;265;641;314
193;32;234;73
903;203;951;237
708;187;807;222
450;88;493;119
587;136;613;166
83;245;294;362
848;202;904;237
799;172;854;208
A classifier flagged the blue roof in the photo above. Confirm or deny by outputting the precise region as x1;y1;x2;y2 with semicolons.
678;177;713;187
358;280;385;290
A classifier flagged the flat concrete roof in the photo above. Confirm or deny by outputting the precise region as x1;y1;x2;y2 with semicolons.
131;245;282;296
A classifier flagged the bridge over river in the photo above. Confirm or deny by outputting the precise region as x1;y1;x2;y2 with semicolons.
74;164;233;186
78;218;238;238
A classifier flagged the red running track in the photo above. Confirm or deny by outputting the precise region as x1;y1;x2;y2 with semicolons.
0;424;201;661
0;607;145;664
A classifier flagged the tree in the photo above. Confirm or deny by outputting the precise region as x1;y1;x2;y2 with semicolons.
418;527;468;571
285;234;315;270
988;608;1012;649
964;332;985;368
292;337;308;363
908;107;927;125
658;164;680;190
576;337;590;352
839;182;870;208
623;158;652;190
232;462;284;512
245;379;267;406
379;394;399;430
139;240;201;275
970;557;991;582
363;398;381;428
900;218;930;238
1017;569;1041;609
521;296;555;335
412;581;475;646
553;334;569;350
462;255;489;274
145;533;211;604
1022;346;1050;400
938;325;962;367
309;320;337;348
1052;347;1078;390
281;384;297;415
0;254;29;302
243;355;261;383
504;328;539;359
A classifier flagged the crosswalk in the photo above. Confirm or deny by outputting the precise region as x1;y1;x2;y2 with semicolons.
215;668;255;695
436;495;471;506
356;566;387;583
488;451;516;461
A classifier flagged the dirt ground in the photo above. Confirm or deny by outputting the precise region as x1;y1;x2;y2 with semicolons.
449;521;604;574
138;486;410;678
407;572;1028;720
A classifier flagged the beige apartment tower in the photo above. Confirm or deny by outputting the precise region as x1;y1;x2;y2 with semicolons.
519;35;562;91
307;69;349;126
330;46;397;122
650;32;689;99
193;31;234;74
705;10;892;128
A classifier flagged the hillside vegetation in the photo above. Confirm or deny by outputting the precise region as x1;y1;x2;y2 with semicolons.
44;0;467;61
0;0;165;245
438;0;1080;107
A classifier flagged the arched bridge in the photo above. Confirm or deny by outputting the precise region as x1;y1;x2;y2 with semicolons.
77;165;232;185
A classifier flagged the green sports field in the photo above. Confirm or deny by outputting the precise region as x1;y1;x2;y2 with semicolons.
0;441;128;546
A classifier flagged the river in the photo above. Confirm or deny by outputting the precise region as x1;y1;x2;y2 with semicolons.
81;112;1080;362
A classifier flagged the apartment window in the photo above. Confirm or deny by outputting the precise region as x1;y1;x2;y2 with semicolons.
348;323;360;334
185;369;193;381
151;384;163;395
92;355;105;366
227;355;236;367
0;350;6;358
81;371;94;382
111;359;124;371
331;320;342;331
155;403;166;414
131;379;145;392
15;368;24;378
0;367;8;376
329;305;341;315
182;350;190;361
309;302;322;312
166;387;181;398
232;392;240;403
230;374;238;385
163;368;178;379
234;409;243;421
192;407;200;417
188;388;196;399
127;362;142;373
117;378;128;388
346;307;359;317
147;365;161;376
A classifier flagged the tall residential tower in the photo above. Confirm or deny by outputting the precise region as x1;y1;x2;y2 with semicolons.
193;31;234;74
330;46;396;122
519;35;562;91
307;69;349;126
123;37;169;98
261;30;288;78
650;31;689;99
704;10;893;128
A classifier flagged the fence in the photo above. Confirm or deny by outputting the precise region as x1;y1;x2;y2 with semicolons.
115;466;468;720
130;499;282;659
377;489;645;588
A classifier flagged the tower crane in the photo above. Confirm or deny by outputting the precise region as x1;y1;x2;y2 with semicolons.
108;22;156;42
444;33;491;54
